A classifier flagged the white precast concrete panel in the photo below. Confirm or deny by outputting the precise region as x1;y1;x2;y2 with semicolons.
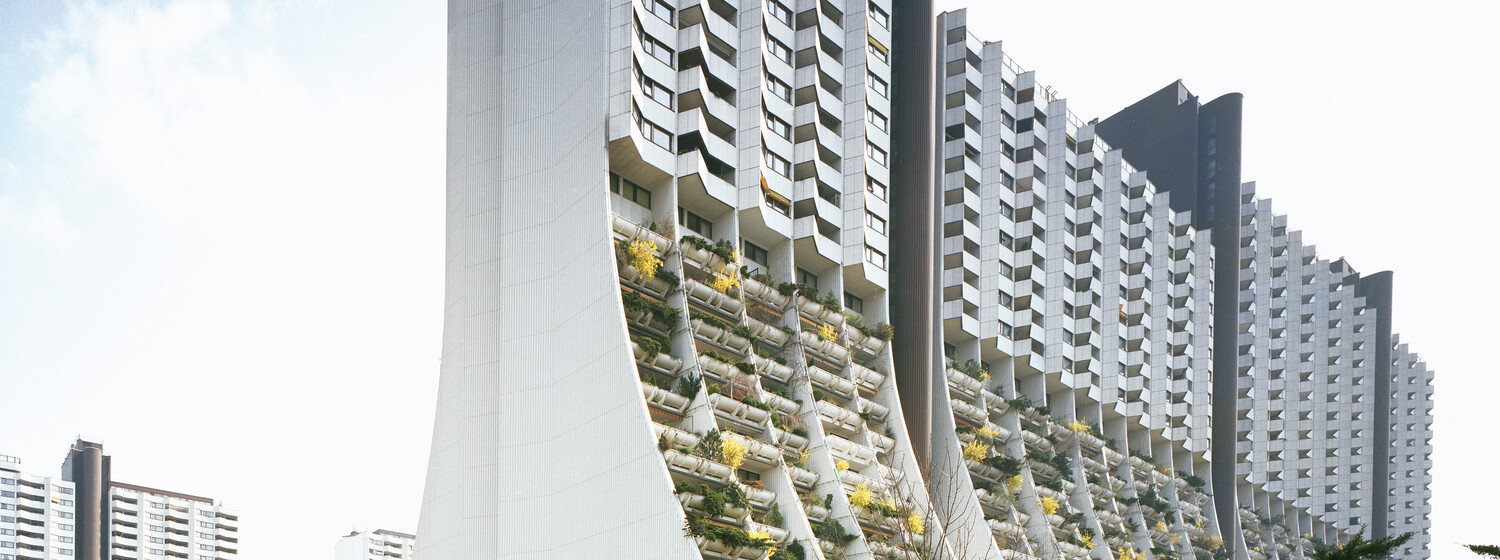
417;1;697;558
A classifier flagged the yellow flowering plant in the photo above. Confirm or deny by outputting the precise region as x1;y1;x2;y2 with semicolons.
1155;520;1168;533
977;425;1000;439
1067;420;1092;433
962;440;989;462
848;483;873;509
1080;533;1094;549
818;323;837;342
709;264;739;294
906;512;925;534
835;459;850;471
721;437;747;470
1005;474;1024;492
1205;535;1223;551
1038;496;1059;515
627;238;661;278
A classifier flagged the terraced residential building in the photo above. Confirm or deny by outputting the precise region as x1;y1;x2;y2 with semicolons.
1099;84;1435;560
925;11;1222;560
419;1;1433;560
420;0;942;558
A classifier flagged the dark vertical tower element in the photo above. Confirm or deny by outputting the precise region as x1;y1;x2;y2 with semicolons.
888;0;937;467
61;439;111;560
1356;271;1394;538
1099;82;1245;539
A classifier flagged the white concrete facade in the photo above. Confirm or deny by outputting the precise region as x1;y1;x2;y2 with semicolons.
0;455;77;560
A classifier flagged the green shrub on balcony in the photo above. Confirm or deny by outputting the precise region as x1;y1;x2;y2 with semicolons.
634;335;673;358
681;235;737;263
622;288;680;327
691;310;731;330
676;373;702;398
982;455;1022;476
1005;397;1033;411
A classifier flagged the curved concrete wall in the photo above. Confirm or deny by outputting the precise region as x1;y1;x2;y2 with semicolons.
416;1;698;558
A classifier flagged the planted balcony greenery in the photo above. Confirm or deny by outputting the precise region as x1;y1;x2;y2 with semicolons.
1037;478;1064;492
952;358;989;381
691;310;732;330
756;348;789;365
812;518;857;545
623;288;680;327
730;324;757;343
674;481;748;517
770;541;806;560
1034;405;1052;416
742;396;773;412
1005;397;1033;410
620;238;662;278
634;335;673;358
844;312;896;342
1138;488;1170;514
1181;474;1206;488
981;455;1022;476
735;361;756;376
656;269;681;287
685;513;775;548
676;373;702;398
1061;512;1084;526
681;235;737;263
1130;450;1156;465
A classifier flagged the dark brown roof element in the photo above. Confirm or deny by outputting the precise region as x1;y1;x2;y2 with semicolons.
111;481;215;505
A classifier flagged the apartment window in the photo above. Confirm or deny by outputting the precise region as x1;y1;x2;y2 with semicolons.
58;550;71;557
56;510;72;518
765;74;793;103
645;0;674;23
763;148;791;178
610;173;652;209
866;143;888;166
766;0;793;27
866;212;886;235
867;38;889;64
59;498;73;506
868;1;889;29
150;502;165;509
0;504;12;511
149;525;166;532
844;292;864;314
763;188;791;217
635;24;674;65
56;486;72;495
199;545;216;552
797;267;818;289
679;209;714;238
866;178;887;201
999;292;1013;310
999;262;1014;280
869;72;889;97
149;538;165;544
766;34;793;65
865;245;886;270
56;536;73;544
742;241;769;269
765;111;791;140
633;104;672;150
198;521;216;529
634;64;673;108
867;109;888;132
59;524;72;531
149;514;166;521
0;491;11;498
0;479;11;485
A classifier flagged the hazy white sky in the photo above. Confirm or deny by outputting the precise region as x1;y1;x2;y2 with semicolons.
0;1;1491;559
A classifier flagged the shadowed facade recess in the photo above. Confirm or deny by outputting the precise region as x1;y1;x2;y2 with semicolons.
418;2;1433;560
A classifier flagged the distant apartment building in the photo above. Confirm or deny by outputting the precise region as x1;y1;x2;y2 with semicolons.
335;529;414;560
1;440;238;560
0;454;78;560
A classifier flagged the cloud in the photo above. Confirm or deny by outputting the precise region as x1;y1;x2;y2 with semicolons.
0;190;78;248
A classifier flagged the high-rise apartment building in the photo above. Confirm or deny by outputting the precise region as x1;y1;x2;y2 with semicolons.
421;2;1433;560
1;440;239;560
335;529;414;560
0;454;78;560
1099;84;1435;560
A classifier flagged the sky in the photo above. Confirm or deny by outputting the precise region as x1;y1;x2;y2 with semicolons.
0;1;1491;559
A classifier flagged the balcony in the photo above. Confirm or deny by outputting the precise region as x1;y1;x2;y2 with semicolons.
685;279;745;318
849;363;885;392
663;449;734;484
692;317;753;355
612;214;671;253
824;434;877;470
807;366;856;399
751;354;794;382
950;399;985;426
844;327;887;356
709;394;771;429
642;383;690;415
857;398;888;422
632;340;682;373
786;465;818;489
794;295;845;330
741;277;789;309
744;316;790;346
816;400;864;434
946;368;982;398
799;330;850;364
